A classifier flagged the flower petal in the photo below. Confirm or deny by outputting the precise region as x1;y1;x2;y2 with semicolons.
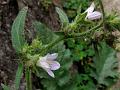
45;68;55;78
47;53;58;60
85;2;95;13
87;11;102;20
36;57;50;69
49;61;60;70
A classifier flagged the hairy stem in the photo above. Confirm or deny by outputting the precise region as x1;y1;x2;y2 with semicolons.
40;36;64;55
25;68;32;90
40;21;103;55
98;0;105;24
68;21;103;37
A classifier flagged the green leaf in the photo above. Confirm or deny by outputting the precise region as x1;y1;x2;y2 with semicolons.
11;7;28;53
1;84;10;90
58;72;71;86
41;79;57;90
106;13;120;31
33;21;58;44
77;74;96;90
14;63;23;90
58;49;72;70
55;7;69;27
91;42;118;87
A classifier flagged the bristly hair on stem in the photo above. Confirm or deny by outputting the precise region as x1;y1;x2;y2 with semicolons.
97;0;105;25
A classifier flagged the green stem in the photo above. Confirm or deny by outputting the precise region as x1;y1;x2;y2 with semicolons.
14;63;23;90
40;21;103;55
40;36;64;55
68;21;103;37
98;0;105;24
25;68;32;90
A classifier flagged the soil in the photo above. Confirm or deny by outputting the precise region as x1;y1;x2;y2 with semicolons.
0;0;19;89
0;0;60;89
102;0;120;15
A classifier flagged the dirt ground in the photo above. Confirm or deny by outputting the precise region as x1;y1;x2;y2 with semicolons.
102;0;120;15
0;0;18;89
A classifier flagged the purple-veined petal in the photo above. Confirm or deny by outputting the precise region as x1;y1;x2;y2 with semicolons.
47;53;58;60
85;2;95;13
36;57;50;69
44;68;55;78
49;61;60;70
87;11;102;20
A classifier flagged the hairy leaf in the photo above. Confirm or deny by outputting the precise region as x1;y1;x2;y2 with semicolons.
56;7;69;27
33;21;58;44
76;74;96;90
11;7;28;53
91;42;118;87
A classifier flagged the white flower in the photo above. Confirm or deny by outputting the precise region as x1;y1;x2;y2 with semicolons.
36;53;60;78
85;2;102;20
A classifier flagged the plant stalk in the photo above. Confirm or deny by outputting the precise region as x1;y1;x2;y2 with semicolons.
68;21;103;37
40;36;64;55
97;0;105;25
25;68;32;90
40;22;102;56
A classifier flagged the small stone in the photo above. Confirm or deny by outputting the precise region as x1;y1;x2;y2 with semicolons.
102;0;120;15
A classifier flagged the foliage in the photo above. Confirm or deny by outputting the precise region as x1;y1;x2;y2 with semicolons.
106;13;120;31
63;0;90;18
40;0;52;9
66;38;95;61
91;42;118;89
56;7;69;28
63;0;89;10
33;21;58;44
76;74;96;90
11;7;28;53
33;20;73;90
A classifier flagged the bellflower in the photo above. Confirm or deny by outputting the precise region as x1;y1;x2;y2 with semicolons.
36;53;60;78
85;2;102;20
